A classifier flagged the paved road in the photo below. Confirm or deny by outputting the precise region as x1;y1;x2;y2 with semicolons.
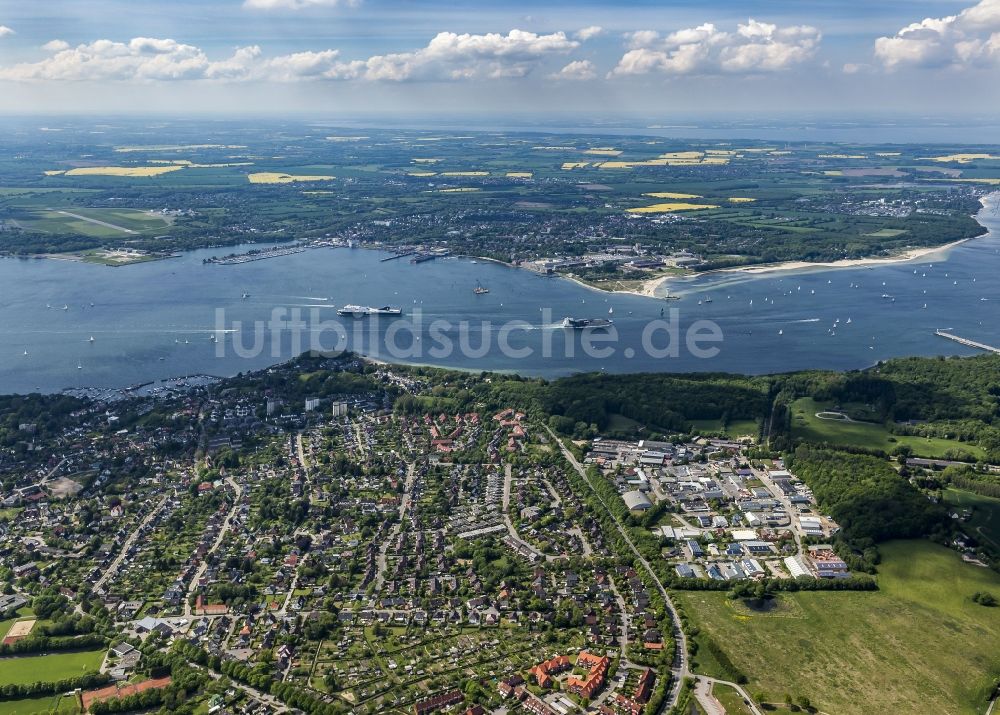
754;467;804;554
694;678;726;715
184;477;243;617
91;494;169;595
697;678;765;715
182;655;288;712
546;426;689;711
546;427;770;715
374;462;417;592
501;464;546;561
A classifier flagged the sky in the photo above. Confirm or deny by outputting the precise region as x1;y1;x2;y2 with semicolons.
0;0;998;115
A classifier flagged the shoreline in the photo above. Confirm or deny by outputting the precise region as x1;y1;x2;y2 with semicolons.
602;190;1000;297
706;236;978;279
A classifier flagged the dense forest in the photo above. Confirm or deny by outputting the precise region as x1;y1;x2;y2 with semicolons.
786;446;949;545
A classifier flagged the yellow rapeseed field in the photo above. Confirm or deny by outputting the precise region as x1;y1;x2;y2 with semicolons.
923;153;1000;163
114;144;246;152
644;192;702;199
660;151;704;160
627;202;718;213
248;173;334;184
598;155;730;168
61;166;185;177
506;172;533;178
727;197;756;203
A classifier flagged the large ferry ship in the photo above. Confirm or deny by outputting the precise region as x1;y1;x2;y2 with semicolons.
561;317;614;329
337;304;403;316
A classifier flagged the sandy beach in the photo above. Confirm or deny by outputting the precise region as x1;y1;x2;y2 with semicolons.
713;236;978;277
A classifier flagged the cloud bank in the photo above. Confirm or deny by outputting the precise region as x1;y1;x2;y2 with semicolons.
0;29;581;82
874;0;1000;69
611;19;821;76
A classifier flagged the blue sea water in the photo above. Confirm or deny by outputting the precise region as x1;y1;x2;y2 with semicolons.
1;196;998;394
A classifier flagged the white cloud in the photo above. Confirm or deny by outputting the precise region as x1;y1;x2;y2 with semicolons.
0;30;577;83
243;0;356;10
361;29;579;81
575;26;604;41
0;25;14;38
874;0;1000;69
550;59;596;80
611;18;820;76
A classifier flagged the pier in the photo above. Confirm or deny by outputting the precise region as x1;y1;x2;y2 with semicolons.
380;250;415;262
934;330;1000;354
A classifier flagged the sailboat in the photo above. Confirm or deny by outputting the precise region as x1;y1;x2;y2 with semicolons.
22;349;28;356
608;306;614;315
88;336;95;343
473;280;489;295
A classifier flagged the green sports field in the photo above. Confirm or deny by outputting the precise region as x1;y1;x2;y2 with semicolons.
0;649;105;687
0;694;78;715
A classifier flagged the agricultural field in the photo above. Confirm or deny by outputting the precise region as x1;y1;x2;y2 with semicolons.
789;397;985;459
0;649;105;687
678;540;1000;715
0;118;995;266
247;172;336;184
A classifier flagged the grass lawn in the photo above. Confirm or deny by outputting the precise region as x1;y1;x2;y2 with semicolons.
790;397;984;459
677;540;1000;715
945;488;1000;553
0;649;105;686
712;683;754;715
0;694;78;714
690;418;760;439
606;413;644;434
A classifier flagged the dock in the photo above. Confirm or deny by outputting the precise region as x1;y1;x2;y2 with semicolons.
934;330;1000;354
380;250;415;262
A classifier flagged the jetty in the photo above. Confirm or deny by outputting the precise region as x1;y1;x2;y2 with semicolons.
205;245;306;265
380;250;415;262
934;330;1000;354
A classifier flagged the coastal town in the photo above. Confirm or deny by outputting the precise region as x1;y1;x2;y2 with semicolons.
0;350;891;715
